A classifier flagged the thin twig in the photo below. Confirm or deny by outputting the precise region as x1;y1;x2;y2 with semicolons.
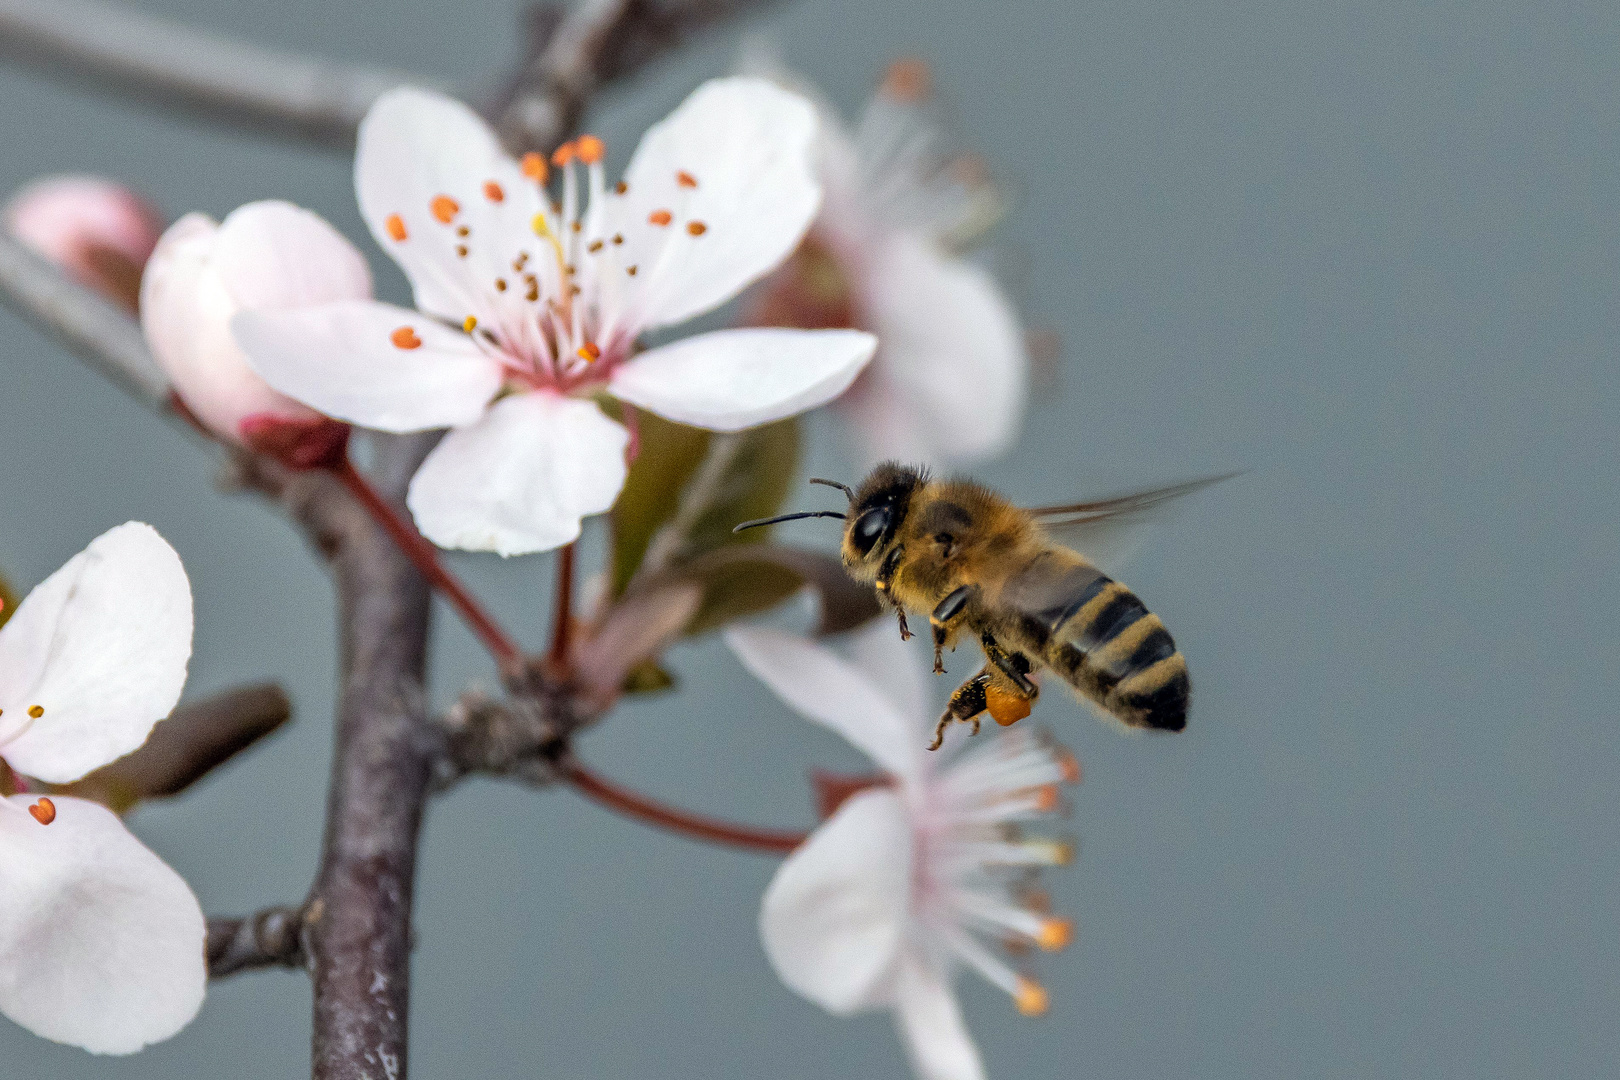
547;542;576;669
560;757;806;854
207;907;308;978
0;0;436;145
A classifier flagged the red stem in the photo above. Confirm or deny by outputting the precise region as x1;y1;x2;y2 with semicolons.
332;459;525;677
560;759;807;855
547;542;575;669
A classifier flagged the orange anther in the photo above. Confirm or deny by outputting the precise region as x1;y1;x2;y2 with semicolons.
576;341;601;363
676;170;698;189
483;181;505;203
882;57;933;102
1015;978;1049;1017
28;797;56;825
521;151;549;182
1057;751;1081;784
575;135;605;163
686;220;708;236
986;685;1031;726
384;213;408;241
551;141;576;167
390;326;423;350
430;195;459;223
1033;784;1061;813
1036;917;1073;952
648;209;672;226
615;180;628;195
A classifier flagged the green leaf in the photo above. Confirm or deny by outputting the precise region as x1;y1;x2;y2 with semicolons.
628;545;882;638
608;409;800;595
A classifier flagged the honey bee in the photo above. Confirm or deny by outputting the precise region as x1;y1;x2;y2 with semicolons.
736;464;1229;749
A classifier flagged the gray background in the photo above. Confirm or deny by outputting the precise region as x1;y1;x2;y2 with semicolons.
1;0;1616;1076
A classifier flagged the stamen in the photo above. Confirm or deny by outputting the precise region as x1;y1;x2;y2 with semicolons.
588;240;604;253
390;327;423;350
457;225;470;237
882;57;933;102
676;170;698;189
626;265;638;276
612;233;624;245
1058;751;1081;784
494;278;508;292
532;214;551;237
686;221;708;236
463;316;478;333
430;195;459;223
615;181;628;195
551;141;576;167
384;214;408;241
455;245;469;258
648;210;673;227
1033;784;1061;812
576;135;605;163
28;797;56;825
522;151;549;182
571;221;581;233
27;705;43;719
577;342;601;363
483;181;505;203
1036;917;1073;952
1015;978;1049;1017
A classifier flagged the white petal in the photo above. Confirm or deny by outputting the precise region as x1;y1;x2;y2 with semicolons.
211;199;373;310
406;392;628;556
851;234;1026;464
355;87;545;326
617;77;822;329
849;618;933;732
892;950;986;1080
609;328;874;432
0;523;191;784
725;627;920;783
233;300;502;432
760;788;911;1015
139;213;322;440
0;796;205;1054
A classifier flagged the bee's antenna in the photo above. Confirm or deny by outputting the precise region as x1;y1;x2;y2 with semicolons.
732;510;848;533
809;477;855;503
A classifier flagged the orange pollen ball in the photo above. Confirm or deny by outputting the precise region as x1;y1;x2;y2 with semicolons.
883;57;933;102
390;326;423;350
686;220;708;236
575;135;605;163
1015;978;1050;1017
521;151;549;183
384;214;408;241
483;180;505;203
577;342;601;363
985;684;1031;726
676;170;698;189
28;797;56;825
430;195;460;223
551;141;576;167
1036;917;1074;952
648;209;673;227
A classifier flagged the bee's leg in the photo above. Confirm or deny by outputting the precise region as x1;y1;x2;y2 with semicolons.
874;545;906;601
980;631;1039;698
894;607;913;641
929;584;977;674
930;670;990;751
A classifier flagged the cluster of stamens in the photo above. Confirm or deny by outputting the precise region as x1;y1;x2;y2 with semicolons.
380;132;712;394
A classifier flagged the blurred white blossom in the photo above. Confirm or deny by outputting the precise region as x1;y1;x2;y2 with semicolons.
744;51;1029;466
0;522;205;1055
141;202;362;466
235;78;876;556
728;623;1078;1080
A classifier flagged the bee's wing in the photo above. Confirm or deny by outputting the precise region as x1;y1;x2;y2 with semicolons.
1027;473;1239;574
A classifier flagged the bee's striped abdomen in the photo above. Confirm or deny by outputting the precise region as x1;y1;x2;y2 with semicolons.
1005;553;1189;732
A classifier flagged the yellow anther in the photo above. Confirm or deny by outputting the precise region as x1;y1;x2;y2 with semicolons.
577;341;601;363
27;705;43;719
463;316;478;333
1036;917;1073;952
531;214;551;237
1015;978;1049;1017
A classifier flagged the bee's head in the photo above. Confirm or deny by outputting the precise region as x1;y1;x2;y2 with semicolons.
840;463;924;580
730;464;924;584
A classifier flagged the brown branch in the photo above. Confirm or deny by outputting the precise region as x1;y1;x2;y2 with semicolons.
0;0;437;146
207;907;308;978
560;758;806;854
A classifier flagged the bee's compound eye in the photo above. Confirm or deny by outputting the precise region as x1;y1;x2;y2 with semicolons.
852;506;891;556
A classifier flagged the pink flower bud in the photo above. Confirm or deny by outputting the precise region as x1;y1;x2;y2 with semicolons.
3;175;165;312
140;201;372;466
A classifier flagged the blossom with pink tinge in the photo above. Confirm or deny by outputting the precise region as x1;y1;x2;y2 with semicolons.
233;78;876;556
728;623;1079;1080
0;523;205;1054
3;175;164;312
745;54;1029;467
140;202;359;466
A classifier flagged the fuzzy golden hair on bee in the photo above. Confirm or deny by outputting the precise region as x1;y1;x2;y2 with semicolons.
736;467;1234;750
